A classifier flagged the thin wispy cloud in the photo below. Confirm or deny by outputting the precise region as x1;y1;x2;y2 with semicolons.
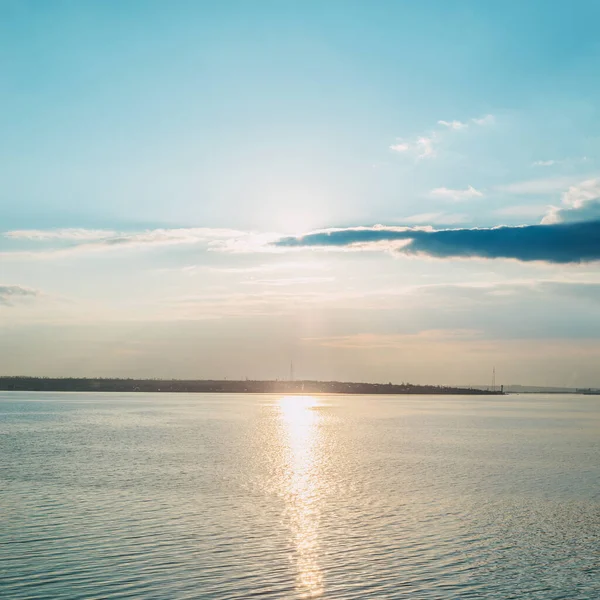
439;114;495;130
5;229;118;241
178;261;329;275
430;185;483;201
1;227;249;259
471;114;495;126
306;329;484;349
531;157;589;168
400;213;469;225
164;289;352;320
5;227;244;243
438;120;468;130
498;176;579;195
494;204;549;218
242;276;335;287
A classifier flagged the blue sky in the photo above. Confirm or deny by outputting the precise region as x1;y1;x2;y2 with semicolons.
2;1;600;385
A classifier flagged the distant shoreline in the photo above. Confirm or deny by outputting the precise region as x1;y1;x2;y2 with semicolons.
0;377;503;395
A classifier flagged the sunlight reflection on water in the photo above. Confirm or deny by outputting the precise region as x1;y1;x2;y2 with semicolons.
3;393;599;599
278;396;323;598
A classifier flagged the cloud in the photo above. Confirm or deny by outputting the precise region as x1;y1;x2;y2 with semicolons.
562;178;600;207
415;136;435;158
531;157;589;168
400;212;469;225
437;114;495;130
438;120;467;130
165;289;350;320
412;280;600;303
536;280;600;303
430;185;483;201
177;261;329;275
498;176;577;195
8;227;243;244
390;114;494;161
389;142;410;153
390;135;436;159
306;329;483;349
494;205;549;218
243;276;335;287
95;228;243;247
0;285;39;306
5;229;118;241
472;114;495;126
1;227;248;259
542;178;600;224
274;220;600;264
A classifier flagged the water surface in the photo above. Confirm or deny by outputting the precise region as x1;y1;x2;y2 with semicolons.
1;392;599;599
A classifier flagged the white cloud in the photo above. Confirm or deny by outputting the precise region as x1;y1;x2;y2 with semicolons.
389;142;410;153
415;136;435;158
430;185;483;201
532;160;557;167
438;120;467;130
472;114;495;126
389;135;436;159
562;178;600;207
542;178;600;224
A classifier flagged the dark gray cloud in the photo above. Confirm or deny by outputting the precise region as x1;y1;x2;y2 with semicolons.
275;220;600;264
0;285;39;306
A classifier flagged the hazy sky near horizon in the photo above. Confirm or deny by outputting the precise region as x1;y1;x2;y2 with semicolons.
2;1;600;386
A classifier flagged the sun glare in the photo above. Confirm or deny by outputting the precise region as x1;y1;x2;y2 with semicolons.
279;395;320;420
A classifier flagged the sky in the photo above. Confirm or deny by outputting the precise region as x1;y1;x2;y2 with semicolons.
2;0;600;386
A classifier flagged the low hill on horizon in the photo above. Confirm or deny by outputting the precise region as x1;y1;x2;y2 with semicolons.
0;376;503;395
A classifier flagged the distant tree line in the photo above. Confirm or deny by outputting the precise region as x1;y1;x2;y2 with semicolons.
0;377;503;395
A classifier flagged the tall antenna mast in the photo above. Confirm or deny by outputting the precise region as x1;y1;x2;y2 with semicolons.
492;366;496;392
290;360;294;382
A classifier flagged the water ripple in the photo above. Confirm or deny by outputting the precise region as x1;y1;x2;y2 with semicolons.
1;392;599;599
